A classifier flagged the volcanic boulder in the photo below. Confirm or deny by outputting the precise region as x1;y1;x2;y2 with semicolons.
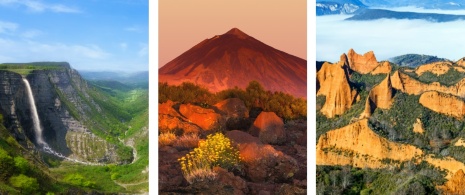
158;101;201;134
249;112;286;145
226;131;298;183
179;104;224;131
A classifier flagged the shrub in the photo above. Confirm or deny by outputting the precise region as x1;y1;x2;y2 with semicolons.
159;131;176;147
13;156;29;174
63;173;96;188
9;174;39;194
178;133;241;183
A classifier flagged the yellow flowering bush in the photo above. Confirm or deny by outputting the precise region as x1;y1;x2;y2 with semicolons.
178;132;241;183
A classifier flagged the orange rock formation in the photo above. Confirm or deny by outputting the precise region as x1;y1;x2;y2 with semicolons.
370;61;392;75
316;119;423;168
419;91;465;119
425;155;465;179
317;57;358;118
390;70;465;97
347;49;379;74
179;104;224;131
360;74;394;118
438;169;465;194
413;118;425;134
415;61;453;76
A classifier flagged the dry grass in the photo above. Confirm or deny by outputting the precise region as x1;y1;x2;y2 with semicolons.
158;131;176;147
173;133;200;150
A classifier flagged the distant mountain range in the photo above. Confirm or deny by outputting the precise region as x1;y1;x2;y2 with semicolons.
159;28;307;98
316;0;366;15
390;54;450;67
359;0;465;10
79;70;148;84
317;0;465;22
346;9;465;22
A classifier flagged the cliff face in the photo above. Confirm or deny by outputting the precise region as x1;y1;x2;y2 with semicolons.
419;91;465;119
0;67;125;164
316;119;423;168
317;60;358;118
415;61;453;76
390;70;465;97
347;49;379;74
438;169;465;194
0;71;33;146
361;74;394;118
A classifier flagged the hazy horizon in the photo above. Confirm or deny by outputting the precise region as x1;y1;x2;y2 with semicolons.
317;8;465;63
0;0;148;71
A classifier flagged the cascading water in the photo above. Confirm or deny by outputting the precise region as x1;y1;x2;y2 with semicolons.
22;78;101;165
22;78;46;146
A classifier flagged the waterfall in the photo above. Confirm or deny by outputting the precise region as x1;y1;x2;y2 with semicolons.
22;78;101;166
22;78;46;146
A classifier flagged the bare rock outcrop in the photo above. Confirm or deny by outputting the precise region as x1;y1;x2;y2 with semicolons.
456;57;465;67
438;169;465;194
415;61;453;76
425;155;465;179
159;101;201;134
316;119;423;169
347;48;379;74
370;61;392;75
249;112;286;145
214;98;248;118
361;74;394;118
419;91;465;119
413;118;425;134
226;131;298;183
390;70;465;97
317;58;358;118
179;104;224;131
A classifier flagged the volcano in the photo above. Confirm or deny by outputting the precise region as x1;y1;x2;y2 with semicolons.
159;28;307;98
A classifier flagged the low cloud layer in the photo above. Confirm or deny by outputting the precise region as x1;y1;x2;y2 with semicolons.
317;14;465;63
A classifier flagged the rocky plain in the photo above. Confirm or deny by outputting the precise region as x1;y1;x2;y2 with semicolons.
159;98;307;194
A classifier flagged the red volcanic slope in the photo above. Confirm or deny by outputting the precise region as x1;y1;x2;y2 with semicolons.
159;28;307;98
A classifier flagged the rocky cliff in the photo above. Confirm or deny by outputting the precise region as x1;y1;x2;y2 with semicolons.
419;91;465;119
347;49;379;74
390;70;465;97
316;119;423;168
361;74;394;118
0;65;127;164
317;59;358;118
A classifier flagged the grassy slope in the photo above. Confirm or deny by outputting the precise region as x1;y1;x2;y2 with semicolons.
49;80;149;193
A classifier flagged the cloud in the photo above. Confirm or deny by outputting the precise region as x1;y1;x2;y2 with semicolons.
125;26;142;32
21;29;42;38
0;20;18;34
0;0;80;13
137;44;148;57
316;15;465;63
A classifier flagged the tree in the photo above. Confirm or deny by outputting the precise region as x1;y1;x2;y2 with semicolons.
9;174;39;194
0;148;14;180
14;156;30;174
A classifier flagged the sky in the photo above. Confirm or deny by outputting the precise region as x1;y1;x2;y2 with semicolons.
0;0;148;71
317;7;465;63
158;0;307;67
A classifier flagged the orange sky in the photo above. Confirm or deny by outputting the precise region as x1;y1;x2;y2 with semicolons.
158;0;307;67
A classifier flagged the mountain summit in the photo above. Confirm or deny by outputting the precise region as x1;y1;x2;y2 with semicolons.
159;28;307;98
